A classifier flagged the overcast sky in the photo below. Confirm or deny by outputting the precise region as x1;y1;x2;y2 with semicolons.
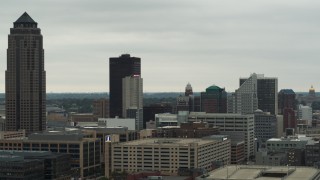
0;0;320;93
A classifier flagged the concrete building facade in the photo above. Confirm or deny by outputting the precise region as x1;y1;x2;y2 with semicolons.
0;130;101;178
240;74;278;115
229;73;258;114
298;104;312;127
122;75;143;130
110;138;231;175
254;110;277;147
188;112;254;160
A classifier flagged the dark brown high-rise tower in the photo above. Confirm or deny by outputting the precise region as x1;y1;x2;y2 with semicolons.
5;12;46;134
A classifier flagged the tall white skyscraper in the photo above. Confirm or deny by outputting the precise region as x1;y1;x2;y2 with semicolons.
122;75;143;130
229;73;258;114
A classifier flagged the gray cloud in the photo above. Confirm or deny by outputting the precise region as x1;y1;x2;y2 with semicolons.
0;0;320;92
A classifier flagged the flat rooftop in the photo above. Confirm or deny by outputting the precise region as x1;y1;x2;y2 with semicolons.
116;138;220;146
198;165;320;180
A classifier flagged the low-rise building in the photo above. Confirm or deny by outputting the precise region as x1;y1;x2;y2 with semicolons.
231;141;245;165
0;130;25;139
155;113;179;127
0;154;44;179
157;122;219;138
306;139;320;166
99;117;136;130
110;137;231;176
0;150;73;179
196;165;320;180
0;129;101;178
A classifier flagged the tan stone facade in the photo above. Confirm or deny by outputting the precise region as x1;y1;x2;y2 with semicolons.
110;138;230;175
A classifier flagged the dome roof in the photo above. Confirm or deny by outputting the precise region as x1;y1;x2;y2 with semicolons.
310;85;315;91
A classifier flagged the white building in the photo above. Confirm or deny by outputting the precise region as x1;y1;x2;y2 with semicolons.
122;75;143;130
298;104;312;126
155;113;178;127
188;112;254;160
228;73;258;114
98;118;136;130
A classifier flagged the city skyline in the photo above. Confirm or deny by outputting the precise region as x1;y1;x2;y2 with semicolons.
1;1;320;92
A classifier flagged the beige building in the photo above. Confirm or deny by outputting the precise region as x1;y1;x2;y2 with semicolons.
0;130;25;139
0;129;101;178
109;138;230;176
122;75;143;130
93;98;109;119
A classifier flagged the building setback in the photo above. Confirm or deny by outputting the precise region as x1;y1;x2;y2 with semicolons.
109;54;141;118
5;12;46;134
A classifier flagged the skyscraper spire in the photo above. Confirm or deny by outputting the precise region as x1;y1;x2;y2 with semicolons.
14;12;37;28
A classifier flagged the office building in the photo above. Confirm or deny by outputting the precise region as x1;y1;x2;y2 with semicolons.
155;113;180;127
254;110;277;146
229;73;258;114
278;89;296;131
306;140;320;166
93;98;109;119
0;150;73;179
265;136;311;166
231;141;245;165
176;95;190;112
0;130;25;139
5;12;46;134
0;154;44;179
188;112;254;160
70;113;96;123
110;138;230;175
109;54;141;118
176;83;200;113
200;85;227;113
143;103;173;129
240;74;278;115
157;122;220;138
0;129;101;178
278;89;296;114
98;117;136;130
298;104;312;127
122;75;143;130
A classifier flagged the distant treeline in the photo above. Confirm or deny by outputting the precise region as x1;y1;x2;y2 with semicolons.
0;92;313;100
